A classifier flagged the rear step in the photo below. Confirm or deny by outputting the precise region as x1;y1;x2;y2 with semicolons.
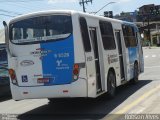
97;88;102;94
121;78;127;84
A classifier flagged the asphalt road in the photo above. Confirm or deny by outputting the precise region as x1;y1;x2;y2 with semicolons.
0;47;160;120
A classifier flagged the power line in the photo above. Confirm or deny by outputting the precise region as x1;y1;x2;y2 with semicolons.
6;1;47;12
0;0;46;14
0;9;21;15
6;2;36;12
0;14;15;17
0;0;46;2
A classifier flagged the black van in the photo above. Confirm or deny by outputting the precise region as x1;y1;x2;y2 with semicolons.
0;43;11;97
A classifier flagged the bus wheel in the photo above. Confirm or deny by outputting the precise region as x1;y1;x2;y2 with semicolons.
132;63;139;84
107;70;116;98
48;98;64;104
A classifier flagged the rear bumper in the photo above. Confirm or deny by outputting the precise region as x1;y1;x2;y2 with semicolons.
11;78;88;100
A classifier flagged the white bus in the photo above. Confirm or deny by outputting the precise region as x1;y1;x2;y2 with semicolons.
3;10;144;101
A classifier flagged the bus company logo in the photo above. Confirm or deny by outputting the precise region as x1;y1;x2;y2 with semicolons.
108;55;111;64
108;54;118;64
20;60;34;67
30;48;52;58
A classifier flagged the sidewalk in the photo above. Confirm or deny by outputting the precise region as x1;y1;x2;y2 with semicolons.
143;46;160;49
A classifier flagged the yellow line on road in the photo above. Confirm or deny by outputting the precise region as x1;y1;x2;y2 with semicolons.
103;84;160;120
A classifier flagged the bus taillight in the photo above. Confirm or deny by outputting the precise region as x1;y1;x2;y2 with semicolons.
73;69;79;75
74;64;79;69
73;64;79;81
9;69;18;85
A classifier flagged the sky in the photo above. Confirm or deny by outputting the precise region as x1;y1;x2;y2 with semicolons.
0;0;159;29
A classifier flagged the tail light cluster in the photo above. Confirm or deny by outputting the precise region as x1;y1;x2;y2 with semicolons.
9;69;18;85
73;64;80;81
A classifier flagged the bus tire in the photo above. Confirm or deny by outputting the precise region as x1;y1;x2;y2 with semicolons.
132;62;139;84
107;70;116;98
48;98;64;104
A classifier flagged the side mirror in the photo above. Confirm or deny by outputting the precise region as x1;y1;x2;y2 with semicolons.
141;33;144;39
3;21;13;57
3;21;7;27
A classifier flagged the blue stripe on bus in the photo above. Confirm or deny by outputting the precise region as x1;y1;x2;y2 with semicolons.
40;35;74;85
128;47;138;64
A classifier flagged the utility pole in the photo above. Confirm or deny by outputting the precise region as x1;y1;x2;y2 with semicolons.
139;12;151;47
79;0;93;12
147;14;151;45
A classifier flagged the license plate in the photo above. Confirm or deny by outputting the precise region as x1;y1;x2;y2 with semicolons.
37;78;49;83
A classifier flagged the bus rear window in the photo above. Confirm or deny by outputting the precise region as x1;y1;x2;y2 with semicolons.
9;15;72;44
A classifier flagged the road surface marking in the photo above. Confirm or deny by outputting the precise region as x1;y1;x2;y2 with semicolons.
152;55;156;57
145;66;160;68
104;84;160;120
144;54;160;58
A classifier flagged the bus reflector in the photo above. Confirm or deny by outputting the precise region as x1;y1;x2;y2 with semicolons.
8;69;18;85
11;74;16;80
74;64;79;69
73;69;79;75
63;90;68;93
9;69;15;75
9;69;16;79
23;92;28;94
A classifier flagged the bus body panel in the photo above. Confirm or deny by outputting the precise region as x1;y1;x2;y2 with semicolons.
134;27;144;73
84;16;105;94
8;12;90;100
126;25;143;80
128;47;138;79
72;13;86;64
112;22;125;86
78;16;97;97
10;78;87;100
9;35;75;87
72;14;97;97
40;35;74;85
121;22;141;81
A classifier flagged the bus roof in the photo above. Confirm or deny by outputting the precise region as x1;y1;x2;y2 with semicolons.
9;10;73;24
9;10;136;27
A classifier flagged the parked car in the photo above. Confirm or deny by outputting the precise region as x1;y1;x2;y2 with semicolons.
0;44;11;97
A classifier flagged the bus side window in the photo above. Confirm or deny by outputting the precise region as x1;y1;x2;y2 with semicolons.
99;21;116;50
79;17;91;52
122;25;137;47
